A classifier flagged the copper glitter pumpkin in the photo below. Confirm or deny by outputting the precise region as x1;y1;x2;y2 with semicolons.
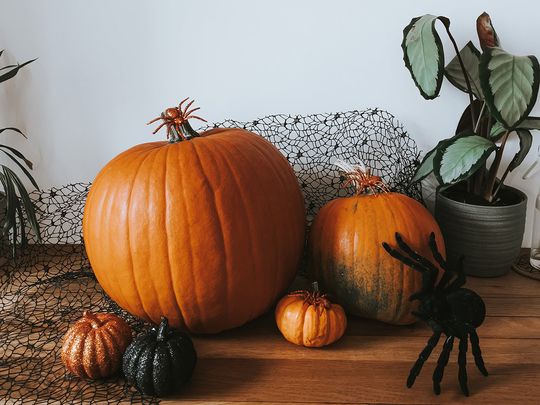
61;311;133;379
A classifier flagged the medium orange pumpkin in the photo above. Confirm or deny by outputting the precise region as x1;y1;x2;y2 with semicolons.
83;99;306;333
275;282;347;347
308;160;444;325
61;311;132;379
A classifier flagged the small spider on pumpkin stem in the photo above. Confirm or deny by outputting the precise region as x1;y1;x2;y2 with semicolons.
288;282;331;312
147;97;207;142
334;159;390;195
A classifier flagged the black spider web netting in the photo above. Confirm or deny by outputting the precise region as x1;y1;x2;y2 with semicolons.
0;109;421;404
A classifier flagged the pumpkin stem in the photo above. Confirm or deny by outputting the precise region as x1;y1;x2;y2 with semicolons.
157;316;169;341
334;159;389;195
312;281;319;293
146;97;207;143
83;310;101;329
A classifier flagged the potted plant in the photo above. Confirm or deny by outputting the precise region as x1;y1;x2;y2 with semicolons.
402;12;538;276
0;50;40;258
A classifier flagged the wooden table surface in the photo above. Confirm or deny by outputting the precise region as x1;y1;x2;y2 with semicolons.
165;271;540;405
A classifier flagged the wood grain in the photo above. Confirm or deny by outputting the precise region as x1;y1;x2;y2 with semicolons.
6;249;538;404
166;359;540;404
163;271;540;404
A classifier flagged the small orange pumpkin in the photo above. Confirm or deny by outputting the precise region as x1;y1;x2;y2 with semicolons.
275;282;347;347
61;311;132;379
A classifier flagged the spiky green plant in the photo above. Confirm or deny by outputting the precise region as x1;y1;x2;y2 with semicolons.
0;50;40;256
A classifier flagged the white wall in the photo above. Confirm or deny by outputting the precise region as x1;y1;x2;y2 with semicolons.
0;0;539;245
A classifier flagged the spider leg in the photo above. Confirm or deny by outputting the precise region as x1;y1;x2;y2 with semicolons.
446;255;466;291
382;242;428;275
182;99;196;115
458;336;469;396
432;335;455;395
469;329;488;376
429;232;455;291
178;97;190;111
171;123;184;140
183;106;201;117
407;331;441;388
428;232;446;268
382;241;434;295
395;233;439;282
146;116;163;125
185;115;208;123
151;121;168;134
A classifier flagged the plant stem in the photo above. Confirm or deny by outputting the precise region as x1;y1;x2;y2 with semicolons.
443;24;476;129
474;102;486;134
473;111;489;194
493;160;513;198
483;130;510;201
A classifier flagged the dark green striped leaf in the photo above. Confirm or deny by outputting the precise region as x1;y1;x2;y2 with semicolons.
480;48;540;129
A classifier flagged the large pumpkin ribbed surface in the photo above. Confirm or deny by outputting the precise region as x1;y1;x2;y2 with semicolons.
308;193;444;325
83;128;305;333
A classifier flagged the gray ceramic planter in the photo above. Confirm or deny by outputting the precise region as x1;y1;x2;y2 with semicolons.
435;185;527;277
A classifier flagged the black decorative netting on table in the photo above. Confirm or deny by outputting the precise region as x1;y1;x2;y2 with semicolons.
0;109;421;404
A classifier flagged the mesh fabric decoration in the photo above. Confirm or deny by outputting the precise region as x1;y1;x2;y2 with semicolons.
0;109;421;404
210;109;421;222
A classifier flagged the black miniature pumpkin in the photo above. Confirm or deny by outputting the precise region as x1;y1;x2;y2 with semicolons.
122;316;197;397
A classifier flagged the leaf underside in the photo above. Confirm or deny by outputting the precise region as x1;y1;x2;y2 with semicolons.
445;41;483;99
411;147;437;183
508;129;533;172
517;116;540;130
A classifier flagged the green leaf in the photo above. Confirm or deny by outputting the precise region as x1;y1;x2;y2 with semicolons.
4;165;40;243
412;134;469;183
0;127;27;138
445;41;483;99
508;129;533;172
0;144;33;169
0;64;17;72
490;121;506;140
1;165;18;250
402;15;447;99
434;135;497;184
0;172;13;233
0;147;38;189
480;48;540;129
517;116;540;130
0;58;36;84
411;147;437;183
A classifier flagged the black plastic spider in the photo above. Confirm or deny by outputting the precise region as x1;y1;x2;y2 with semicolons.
382;232;488;396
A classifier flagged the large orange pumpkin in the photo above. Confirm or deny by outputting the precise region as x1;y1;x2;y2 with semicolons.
83;99;306;333
308;160;444;325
